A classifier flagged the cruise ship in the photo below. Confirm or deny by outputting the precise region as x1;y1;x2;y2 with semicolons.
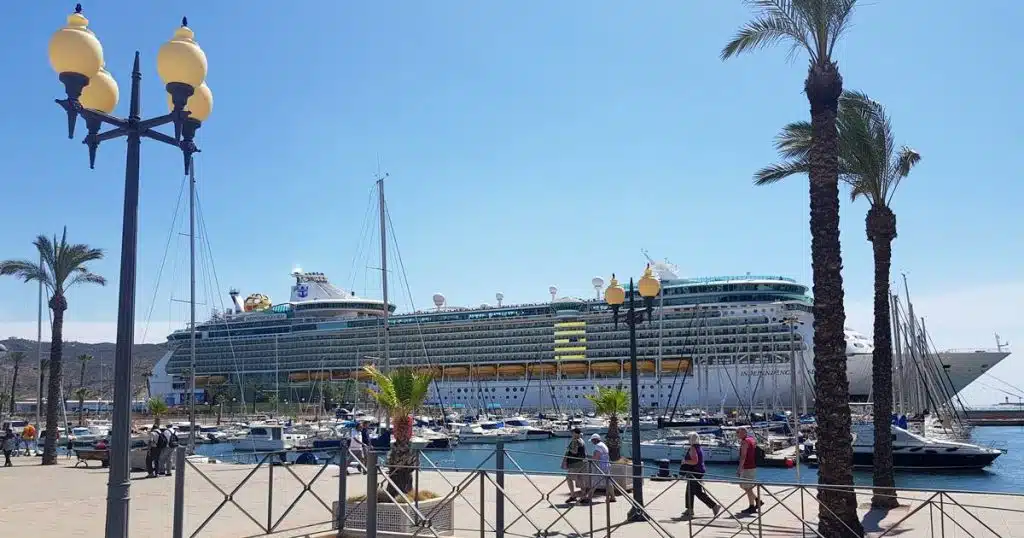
149;264;1010;412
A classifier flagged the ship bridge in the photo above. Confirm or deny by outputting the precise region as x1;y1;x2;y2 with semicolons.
288;270;395;319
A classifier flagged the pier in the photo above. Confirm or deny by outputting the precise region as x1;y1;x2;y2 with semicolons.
4;445;1023;538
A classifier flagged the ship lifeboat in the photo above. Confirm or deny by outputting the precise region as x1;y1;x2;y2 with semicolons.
416;367;442;378
442;366;470;379
352;369;374;381
193;375;210;386
623;360;656;373
559;363;588;376
590;362;621;374
331;370;350;381
472;365;497;379
497;364;526;377
308;371;330;381
528;364;557;376
206;375;227;385
288;372;309;382
661;358;693;374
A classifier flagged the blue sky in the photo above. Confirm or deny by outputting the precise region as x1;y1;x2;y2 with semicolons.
1;2;1021;404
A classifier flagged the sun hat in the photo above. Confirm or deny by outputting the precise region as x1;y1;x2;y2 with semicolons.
590;433;601;441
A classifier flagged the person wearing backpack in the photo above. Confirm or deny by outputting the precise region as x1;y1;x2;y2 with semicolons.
159;427;177;476
153;426;169;476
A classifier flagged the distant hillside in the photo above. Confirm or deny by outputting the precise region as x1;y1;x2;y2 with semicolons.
0;337;167;400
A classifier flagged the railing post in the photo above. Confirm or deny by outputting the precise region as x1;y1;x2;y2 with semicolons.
495;442;505;538
337;441;349;531
267;454;274;532
757;484;763;538
939;493;945;538
367;451;378;538
479;470;486;538
172;446;186;538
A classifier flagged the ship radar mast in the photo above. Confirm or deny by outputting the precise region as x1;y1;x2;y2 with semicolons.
496;292;504;307
432;293;446;311
549;286;558;302
591;277;604;300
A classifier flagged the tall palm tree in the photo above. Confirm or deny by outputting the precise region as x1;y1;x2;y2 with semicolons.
722;2;863;534
7;351;25;415
73;387;93;427
364;366;432;495
586;386;629;461
755;91;920;509
0;229;106;465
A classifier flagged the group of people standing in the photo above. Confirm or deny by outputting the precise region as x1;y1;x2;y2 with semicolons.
145;424;180;477
561;426;763;519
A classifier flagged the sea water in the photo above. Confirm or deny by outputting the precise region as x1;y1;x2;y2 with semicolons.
198;426;1024;493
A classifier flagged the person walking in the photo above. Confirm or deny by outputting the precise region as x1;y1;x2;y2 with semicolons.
735;427;762;514
22;423;36;456
584;433;615;503
159;427;178;476
561;428;587;503
2;428;15;467
679;432;719;520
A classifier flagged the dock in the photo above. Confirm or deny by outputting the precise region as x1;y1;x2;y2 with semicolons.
2;456;1022;538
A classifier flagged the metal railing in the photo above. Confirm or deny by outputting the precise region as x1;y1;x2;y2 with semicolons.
171;442;1024;538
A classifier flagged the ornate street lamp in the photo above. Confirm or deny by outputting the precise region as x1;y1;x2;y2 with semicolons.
604;265;660;521
47;6;211;538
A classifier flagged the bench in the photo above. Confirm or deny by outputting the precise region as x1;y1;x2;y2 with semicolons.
74;448;110;468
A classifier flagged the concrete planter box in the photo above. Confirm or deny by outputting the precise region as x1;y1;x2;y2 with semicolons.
334;496;454;537
581;459;636;494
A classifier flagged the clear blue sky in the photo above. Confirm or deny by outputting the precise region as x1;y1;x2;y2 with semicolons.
2;2;1021;403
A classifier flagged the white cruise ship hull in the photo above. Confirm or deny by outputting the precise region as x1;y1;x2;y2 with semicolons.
431;350;1010;411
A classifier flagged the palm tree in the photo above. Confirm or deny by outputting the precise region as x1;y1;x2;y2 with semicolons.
364;366;432;495
722;2;863;534
147;397;169;427
73;387;93;426
77;354;93;395
0;229;106;465
755;91;920;509
585;386;629;461
7;351;25;415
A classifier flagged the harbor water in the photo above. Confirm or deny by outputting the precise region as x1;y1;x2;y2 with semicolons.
197;425;1024;493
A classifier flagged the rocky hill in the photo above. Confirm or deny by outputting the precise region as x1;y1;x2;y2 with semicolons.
0;337;167;400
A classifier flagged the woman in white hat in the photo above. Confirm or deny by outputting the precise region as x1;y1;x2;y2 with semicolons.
584;433;615;503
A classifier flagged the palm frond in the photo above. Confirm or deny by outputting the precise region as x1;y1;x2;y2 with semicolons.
363;366;432;416
753;160;810;185
0;259;55;292
896;147;921;178
585;386;630;417
774;121;812;160
721;10;811;61
724;0;858;65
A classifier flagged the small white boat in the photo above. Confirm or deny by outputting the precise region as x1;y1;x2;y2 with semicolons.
639;432;740;463
450;422;527;444
230;425;307;451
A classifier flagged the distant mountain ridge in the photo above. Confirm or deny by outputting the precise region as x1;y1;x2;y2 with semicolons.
1;337;166;399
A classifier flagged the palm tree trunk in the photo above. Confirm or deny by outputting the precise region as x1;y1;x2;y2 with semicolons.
43;296;67;465
868;206;898;508
9;359;20;415
387;414;416;495
805;60;863;538
606;415;622;461
78;394;85;427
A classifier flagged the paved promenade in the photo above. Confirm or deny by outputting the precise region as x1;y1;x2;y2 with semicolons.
2;457;1022;537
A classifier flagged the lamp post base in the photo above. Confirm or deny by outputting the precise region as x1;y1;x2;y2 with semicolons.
627;507;649;522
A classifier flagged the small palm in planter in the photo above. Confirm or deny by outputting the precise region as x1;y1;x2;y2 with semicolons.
586;386;629;461
364;366;432;496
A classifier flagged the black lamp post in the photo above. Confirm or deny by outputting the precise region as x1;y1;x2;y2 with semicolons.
46;6;212;538
604;265;661;521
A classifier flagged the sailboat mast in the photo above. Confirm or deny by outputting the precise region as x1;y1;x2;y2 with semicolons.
378;174;390;373
36;252;43;433
188;158;198;452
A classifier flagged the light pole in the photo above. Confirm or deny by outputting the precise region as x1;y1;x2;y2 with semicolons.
46;6;212;538
604;265;660;521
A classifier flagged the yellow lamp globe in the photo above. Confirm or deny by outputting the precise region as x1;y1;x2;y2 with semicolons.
638;264;660;298
48;7;103;77
604;275;625;306
167;81;213;122
80;67;119;113
157;19;208;89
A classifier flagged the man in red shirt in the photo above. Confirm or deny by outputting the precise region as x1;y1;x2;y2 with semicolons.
735;427;762;514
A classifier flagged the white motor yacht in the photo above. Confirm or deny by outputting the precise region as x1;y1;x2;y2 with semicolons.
230;424;307;451
638;430;740;463
449;422;527;444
